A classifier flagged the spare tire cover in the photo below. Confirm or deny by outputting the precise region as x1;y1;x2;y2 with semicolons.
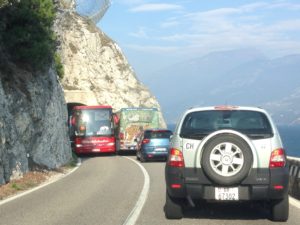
201;133;253;185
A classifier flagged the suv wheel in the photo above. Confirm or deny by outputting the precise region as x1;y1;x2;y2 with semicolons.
270;194;289;221
164;191;183;219
201;133;253;185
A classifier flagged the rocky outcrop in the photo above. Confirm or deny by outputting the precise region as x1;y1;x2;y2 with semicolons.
54;7;166;127
0;0;166;184
0;53;72;184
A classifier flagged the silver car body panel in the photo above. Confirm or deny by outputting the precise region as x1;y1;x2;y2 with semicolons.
170;106;284;169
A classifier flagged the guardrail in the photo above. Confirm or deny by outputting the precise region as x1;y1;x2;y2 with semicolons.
288;156;300;200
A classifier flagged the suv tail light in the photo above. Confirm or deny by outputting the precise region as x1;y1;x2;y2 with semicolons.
142;139;150;144
168;148;185;167
269;148;286;168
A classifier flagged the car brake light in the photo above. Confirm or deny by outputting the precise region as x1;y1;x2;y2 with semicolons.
171;184;182;189
168;148;185;167
214;105;238;110
273;185;284;190
142;139;150;144
269;148;286;168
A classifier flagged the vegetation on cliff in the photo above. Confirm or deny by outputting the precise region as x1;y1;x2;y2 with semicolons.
0;0;63;77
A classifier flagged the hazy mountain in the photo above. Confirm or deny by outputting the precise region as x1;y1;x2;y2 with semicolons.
144;49;300;125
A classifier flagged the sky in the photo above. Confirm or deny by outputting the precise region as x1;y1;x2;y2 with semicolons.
75;0;300;81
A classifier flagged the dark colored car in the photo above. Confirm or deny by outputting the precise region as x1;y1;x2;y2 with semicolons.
136;129;172;162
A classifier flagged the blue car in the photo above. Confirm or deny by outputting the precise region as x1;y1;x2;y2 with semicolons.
136;129;173;162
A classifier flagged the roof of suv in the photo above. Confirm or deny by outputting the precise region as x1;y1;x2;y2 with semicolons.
185;105;267;114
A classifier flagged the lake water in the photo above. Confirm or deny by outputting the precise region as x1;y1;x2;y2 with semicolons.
277;125;300;157
167;124;300;158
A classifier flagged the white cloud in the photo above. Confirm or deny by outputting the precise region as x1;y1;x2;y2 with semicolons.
129;27;149;38
160;21;180;28
267;19;300;32
123;1;300;59
129;3;183;12
116;0;145;5
125;44;180;53
265;2;300;10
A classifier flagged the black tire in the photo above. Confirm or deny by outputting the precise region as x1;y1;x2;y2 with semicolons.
201;133;253;185
164;191;183;219
270;194;289;222
140;154;147;163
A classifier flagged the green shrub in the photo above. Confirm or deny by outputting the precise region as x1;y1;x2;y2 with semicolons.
54;52;64;79
0;0;9;8
0;0;56;71
11;183;22;191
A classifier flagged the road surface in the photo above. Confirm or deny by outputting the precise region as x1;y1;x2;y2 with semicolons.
0;155;299;225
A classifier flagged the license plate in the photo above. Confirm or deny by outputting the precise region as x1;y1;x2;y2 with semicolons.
155;148;166;152
92;148;100;152
130;146;136;150
215;187;239;200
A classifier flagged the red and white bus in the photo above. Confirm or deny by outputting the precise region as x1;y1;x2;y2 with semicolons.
69;105;116;155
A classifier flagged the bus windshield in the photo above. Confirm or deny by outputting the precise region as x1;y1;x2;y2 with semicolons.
72;108;113;137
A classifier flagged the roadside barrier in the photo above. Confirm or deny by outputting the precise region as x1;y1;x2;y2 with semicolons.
288;157;300;200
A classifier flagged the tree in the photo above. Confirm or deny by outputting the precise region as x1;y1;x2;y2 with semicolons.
0;0;56;71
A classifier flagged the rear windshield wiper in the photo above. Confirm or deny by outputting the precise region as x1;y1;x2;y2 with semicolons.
180;133;208;139
246;133;272;139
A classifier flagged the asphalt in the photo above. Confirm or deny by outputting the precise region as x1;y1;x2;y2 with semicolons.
0;156;144;225
1;155;300;225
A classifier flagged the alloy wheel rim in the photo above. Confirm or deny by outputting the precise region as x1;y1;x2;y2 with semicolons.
209;142;244;177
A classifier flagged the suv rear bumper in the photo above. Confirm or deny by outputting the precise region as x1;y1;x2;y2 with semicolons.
165;166;289;201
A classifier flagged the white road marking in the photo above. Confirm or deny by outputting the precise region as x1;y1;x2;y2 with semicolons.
289;196;300;209
0;165;79;206
122;156;150;225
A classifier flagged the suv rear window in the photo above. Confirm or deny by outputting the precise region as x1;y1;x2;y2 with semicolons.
145;130;172;139
180;110;273;140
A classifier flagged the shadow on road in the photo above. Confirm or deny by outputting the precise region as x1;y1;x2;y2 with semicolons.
76;153;117;158
183;201;270;220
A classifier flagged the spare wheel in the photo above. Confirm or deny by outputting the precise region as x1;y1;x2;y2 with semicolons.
201;133;253;185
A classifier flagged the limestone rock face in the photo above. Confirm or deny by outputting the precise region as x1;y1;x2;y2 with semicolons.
0;59;72;184
54;9;166;127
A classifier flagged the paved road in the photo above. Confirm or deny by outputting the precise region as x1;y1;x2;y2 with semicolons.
0;156;144;225
1;155;300;225
137;161;300;225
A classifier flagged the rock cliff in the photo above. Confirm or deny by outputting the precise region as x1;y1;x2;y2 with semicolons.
0;0;166;184
54;5;166;127
0;52;72;184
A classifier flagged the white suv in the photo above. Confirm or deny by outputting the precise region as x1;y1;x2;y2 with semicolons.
165;106;289;221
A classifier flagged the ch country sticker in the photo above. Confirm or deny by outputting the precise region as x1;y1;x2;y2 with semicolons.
185;143;194;150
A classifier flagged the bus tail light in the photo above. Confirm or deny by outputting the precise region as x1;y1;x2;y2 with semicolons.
119;132;124;140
